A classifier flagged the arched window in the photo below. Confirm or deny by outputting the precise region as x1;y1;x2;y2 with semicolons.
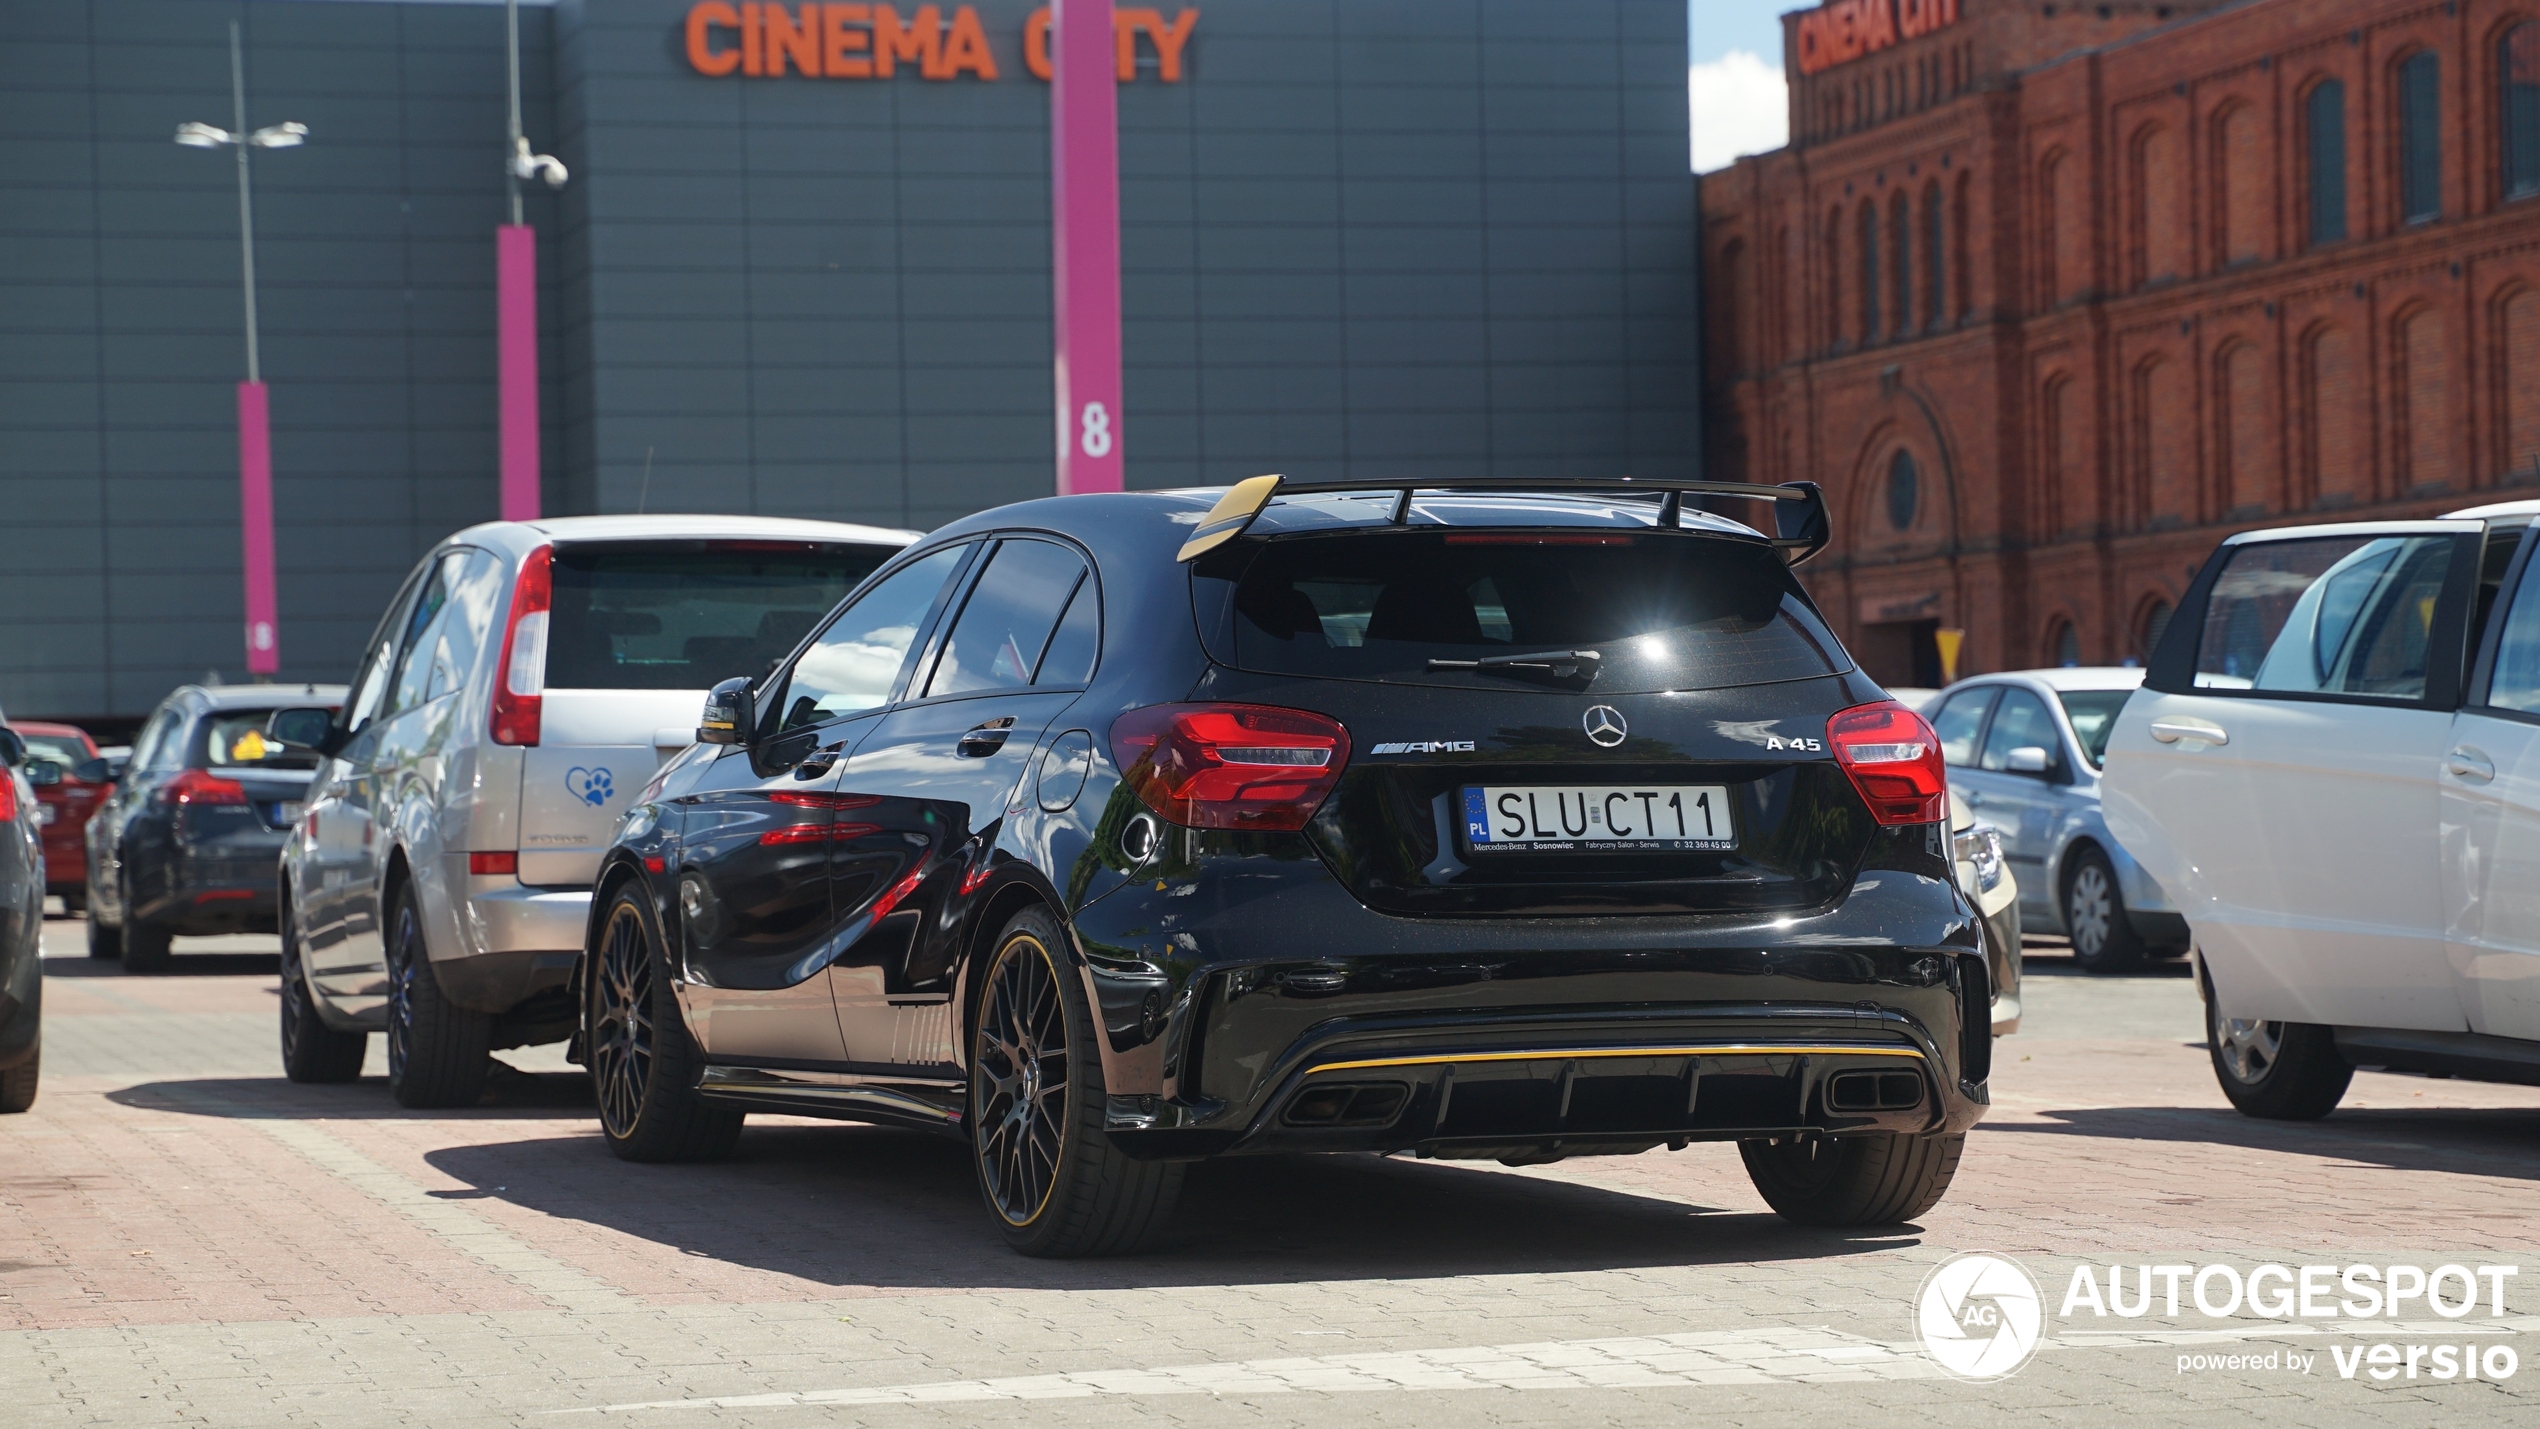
2213;103;2263;266
1890;190;1914;340
2139;600;2175;664
1952;170;1973;320
2307;80;2349;245
1859;201;1882;342
1825;206;1846;351
2400;51;2442;223
2504;23;2540;201
2050;620;2082;668
1923;181;1945;330
1887;449;1921;530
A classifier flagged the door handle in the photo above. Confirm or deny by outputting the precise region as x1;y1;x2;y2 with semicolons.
2148;717;2229;746
958;717;1017;758
2447;745;2496;783
793;740;846;778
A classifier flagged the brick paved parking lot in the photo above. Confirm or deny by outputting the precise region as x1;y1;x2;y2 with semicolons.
5;918;2537;1427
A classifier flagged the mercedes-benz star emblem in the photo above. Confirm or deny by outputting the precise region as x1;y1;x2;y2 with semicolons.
1582;705;1628;747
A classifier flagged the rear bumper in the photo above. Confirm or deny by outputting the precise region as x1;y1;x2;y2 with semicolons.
438;879;590;1017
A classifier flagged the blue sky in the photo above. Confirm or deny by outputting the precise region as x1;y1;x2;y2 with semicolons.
1690;0;1788;68
1689;1;1793;171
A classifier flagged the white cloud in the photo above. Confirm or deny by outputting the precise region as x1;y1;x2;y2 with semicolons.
1689;50;1788;173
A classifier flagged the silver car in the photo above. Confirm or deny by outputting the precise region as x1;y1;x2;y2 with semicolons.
268;515;916;1106
1924;668;2185;973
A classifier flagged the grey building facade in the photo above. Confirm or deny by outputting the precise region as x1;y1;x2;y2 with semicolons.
2;0;1696;723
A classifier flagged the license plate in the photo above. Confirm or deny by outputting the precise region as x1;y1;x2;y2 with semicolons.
1463;785;1734;853
270;801;303;826
36;805;55;825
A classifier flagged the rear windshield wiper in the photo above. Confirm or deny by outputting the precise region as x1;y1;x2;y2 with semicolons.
1425;649;1601;681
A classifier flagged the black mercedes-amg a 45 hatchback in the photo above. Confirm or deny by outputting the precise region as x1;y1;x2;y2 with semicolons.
577;477;1989;1256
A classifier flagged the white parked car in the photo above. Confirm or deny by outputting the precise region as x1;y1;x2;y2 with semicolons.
2104;500;2540;1117
265;515;917;1106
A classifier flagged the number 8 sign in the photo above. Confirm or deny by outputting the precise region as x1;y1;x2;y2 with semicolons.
1079;401;1113;458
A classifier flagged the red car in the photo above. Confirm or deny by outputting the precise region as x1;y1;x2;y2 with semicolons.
11;722;103;912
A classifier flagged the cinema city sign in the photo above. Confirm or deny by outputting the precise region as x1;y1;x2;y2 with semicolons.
1795;0;1960;77
683;3;1199;81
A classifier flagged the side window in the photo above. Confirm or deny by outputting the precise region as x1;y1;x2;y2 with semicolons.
1978;689;2064;775
1034;573;1100;687
1929;688;1994;768
386;556;458;716
2194;534;2455;701
131;708;181;773
776;545;968;732
341;567;426;736
2485;551;2540;714
925;539;1090;698
423;550;504;702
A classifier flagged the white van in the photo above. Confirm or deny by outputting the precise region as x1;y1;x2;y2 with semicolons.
268;515;916;1106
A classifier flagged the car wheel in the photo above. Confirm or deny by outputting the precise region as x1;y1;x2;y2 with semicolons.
279;903;366;1084
383;883;490;1109
589;883;741;1162
85;910;121;960
2206;988;2351;1120
0;1035;36;1114
970;905;1183;1258
1739;1130;1965;1226
122;917;172;974
2063;847;2147;974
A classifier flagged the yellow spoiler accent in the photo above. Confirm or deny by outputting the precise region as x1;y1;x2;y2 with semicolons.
1176;473;1282;562
1306;1044;1927;1075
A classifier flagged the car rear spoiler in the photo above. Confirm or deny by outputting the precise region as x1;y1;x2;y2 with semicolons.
1173;476;1831;566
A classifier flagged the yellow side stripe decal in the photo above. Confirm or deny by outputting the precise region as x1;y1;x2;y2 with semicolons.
1306;1044;1927;1075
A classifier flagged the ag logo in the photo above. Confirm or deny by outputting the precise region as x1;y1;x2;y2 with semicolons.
1914;1251;2044;1381
1582;705;1628;748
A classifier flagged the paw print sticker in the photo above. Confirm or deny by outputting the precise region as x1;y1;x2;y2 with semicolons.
566;766;614;808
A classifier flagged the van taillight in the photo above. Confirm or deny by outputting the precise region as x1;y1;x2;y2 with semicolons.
490;545;551;747
1828;700;1948;825
1109;703;1351;832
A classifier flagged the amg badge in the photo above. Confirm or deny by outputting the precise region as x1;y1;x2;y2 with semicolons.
1369;740;1478;755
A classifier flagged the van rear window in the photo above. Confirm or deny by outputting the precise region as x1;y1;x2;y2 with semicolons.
546;543;897;691
1222;530;1849;692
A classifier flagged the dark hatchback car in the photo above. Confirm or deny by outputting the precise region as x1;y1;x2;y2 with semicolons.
578;479;1990;1256
1;729;42;1112
85;684;345;972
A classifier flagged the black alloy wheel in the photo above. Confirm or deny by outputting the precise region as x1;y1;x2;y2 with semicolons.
0;1035;36;1114
1739;1129;1966;1226
2062;846;2147;974
383;884;490;1109
588;885;740;1162
278;901;366;1083
968;906;1182;1258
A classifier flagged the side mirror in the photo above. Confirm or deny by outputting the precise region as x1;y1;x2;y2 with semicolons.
2005;745;2052;775
73;755;125;784
698;677;754;746
26;763;61;787
0;729;22;767
267;707;346;757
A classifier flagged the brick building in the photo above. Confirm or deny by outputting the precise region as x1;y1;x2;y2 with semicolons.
1699;0;2540;685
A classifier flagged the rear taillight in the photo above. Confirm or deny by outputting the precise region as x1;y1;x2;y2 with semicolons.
0;776;15;823
162;769;249;806
1828;700;1948;825
490;544;552;747
468;851;519;876
1108;703;1351;832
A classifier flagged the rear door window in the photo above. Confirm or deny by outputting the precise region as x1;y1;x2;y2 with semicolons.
545;541;899;691
2195;534;2457;701
924;539;1090;698
1223;530;1848;692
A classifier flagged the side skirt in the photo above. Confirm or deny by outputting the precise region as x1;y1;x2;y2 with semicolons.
696;1064;968;1136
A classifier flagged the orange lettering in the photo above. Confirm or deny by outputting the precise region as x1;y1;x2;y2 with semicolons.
686;1;743;76
872;4;940;77
821;3;872;76
741;1;763;75
1146;8;1196;82
939;5;997;79
1115;7;1141;79
1025;7;1052;80
762;3;819;75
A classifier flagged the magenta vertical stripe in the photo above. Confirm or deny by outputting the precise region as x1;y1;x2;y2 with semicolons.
236;381;280;676
498;224;541;521
1049;0;1123;494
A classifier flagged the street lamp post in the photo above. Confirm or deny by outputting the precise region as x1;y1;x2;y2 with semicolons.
499;0;566;522
174;21;305;680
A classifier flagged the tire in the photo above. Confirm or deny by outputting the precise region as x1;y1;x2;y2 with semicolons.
122;917;172;974
279;902;366;1084
2206;986;2351;1120
60;889;86;916
1739;1131;1965;1227
970;905;1183;1258
2063;847;2147;974
0;1036;35;1114
383;883;490;1109
86;911;121;960
589;883;741;1162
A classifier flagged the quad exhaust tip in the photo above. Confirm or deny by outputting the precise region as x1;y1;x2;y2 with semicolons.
1825;1069;1925;1113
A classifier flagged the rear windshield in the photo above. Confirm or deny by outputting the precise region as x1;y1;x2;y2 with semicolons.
2055;689;2132;767
200;711;321;771
18;733;90;775
547;542;897;691
1222;530;1849;692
